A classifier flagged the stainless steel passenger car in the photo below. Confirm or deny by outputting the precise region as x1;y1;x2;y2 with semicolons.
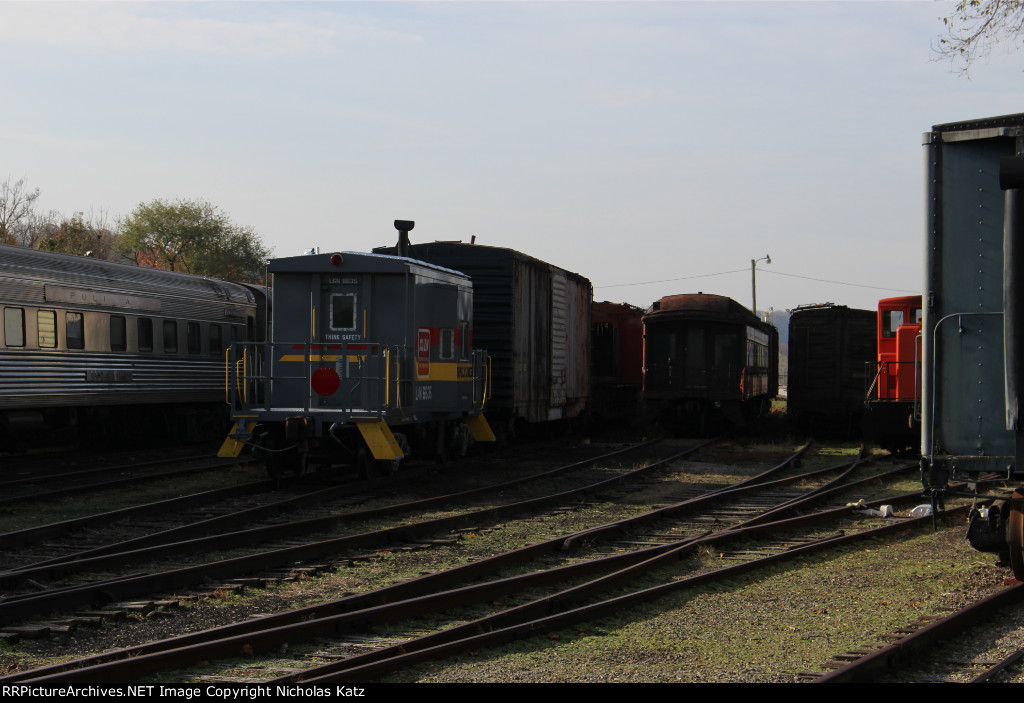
222;249;493;475
0;244;261;445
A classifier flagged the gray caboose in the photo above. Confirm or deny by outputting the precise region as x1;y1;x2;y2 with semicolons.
221;248;494;476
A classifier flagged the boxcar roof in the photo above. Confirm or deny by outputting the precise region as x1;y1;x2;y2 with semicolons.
268;250;470;281
371;240;591;284
0;244;255;304
932;112;1024;133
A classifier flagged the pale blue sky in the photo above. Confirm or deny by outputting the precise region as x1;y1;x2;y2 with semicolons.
1;1;1021;313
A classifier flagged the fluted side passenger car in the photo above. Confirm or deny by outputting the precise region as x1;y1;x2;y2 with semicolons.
0;244;262;446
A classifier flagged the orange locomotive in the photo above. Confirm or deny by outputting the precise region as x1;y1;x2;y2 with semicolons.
864;295;922;454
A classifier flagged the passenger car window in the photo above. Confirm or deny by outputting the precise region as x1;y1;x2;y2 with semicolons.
66;312;84;350
187;322;201;355
110;316;127;352
163;320;178;353
4;308;24;347
38;310;56;348
210;325;222;355
138;318;154;352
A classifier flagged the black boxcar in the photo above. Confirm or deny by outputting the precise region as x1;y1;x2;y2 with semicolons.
642;293;777;433
374;241;591;436
787;303;875;436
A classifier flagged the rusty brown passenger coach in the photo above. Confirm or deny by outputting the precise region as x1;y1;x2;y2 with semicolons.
642;293;778;432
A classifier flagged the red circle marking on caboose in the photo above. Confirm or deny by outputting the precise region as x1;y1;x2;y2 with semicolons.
311;366;341;396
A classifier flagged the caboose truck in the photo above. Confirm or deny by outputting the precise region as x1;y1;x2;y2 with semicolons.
919;115;1024;576
219;222;495;477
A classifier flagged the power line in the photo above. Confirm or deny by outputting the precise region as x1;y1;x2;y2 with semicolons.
595;266;917;295
759;268;918;294
596;268;748;289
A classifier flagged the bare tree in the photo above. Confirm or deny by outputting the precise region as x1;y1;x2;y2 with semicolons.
937;0;1024;73
0;177;41;245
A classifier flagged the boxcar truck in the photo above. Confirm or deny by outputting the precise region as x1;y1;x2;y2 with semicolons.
920;114;1024;574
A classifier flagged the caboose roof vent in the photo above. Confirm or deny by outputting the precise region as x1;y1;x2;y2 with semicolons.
395;220;415;258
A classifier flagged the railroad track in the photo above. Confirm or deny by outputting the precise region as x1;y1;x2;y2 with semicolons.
808;583;1024;683
0;441;942;683
0;440;675;628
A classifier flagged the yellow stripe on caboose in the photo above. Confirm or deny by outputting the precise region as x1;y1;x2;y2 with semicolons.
278;354;473;383
417;363;474;382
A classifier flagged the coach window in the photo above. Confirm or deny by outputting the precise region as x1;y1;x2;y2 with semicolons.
440;329;454;360
163;320;178;354
210;324;222;355
187;322;201;355
66;312;85;350
460;322;469;360
4;308;24;347
138;318;154;352
330;294;356;331
110;316;127;352
38;310;57;348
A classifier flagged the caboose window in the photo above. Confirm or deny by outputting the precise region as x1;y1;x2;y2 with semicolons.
330;294;356;331
110;315;127;352
4;308;24;347
187;322;201;355
163;320;178;353
38;310;56;348
66;312;84;350
138;318;153;352
440;329;454;360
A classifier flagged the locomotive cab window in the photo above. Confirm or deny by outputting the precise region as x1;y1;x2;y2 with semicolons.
138;318;154;352
330;294;356;331
38;310;56;348
66;312;84;350
110;315;127;352
4;308;25;347
882;310;904;338
163;320;178;354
